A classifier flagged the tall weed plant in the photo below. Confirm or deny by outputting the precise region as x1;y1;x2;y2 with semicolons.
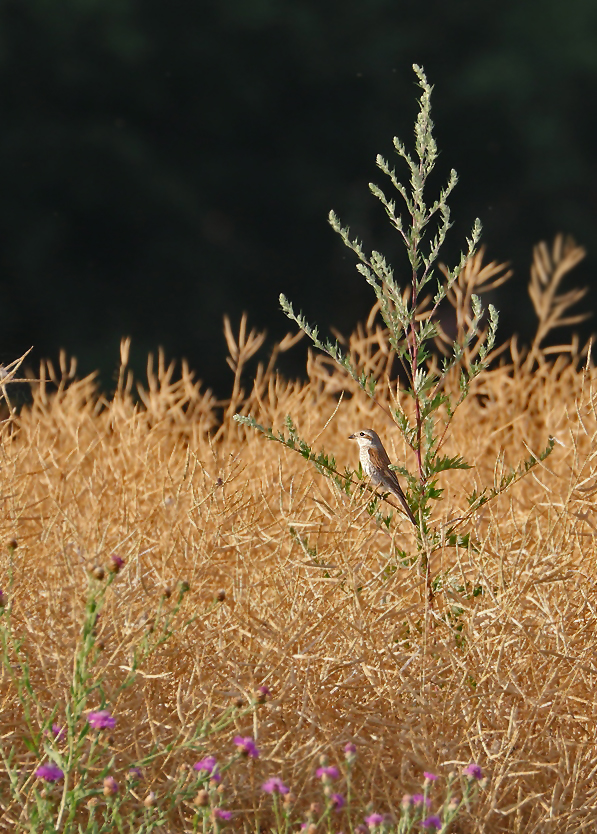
236;65;553;601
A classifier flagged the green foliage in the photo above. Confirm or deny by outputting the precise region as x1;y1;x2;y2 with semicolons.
0;549;270;833
275;66;498;492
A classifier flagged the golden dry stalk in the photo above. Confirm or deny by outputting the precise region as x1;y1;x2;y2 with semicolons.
0;240;595;832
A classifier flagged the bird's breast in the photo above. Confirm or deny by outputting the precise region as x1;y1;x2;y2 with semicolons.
360;449;376;478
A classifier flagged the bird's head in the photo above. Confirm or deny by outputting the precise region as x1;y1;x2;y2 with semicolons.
348;428;382;449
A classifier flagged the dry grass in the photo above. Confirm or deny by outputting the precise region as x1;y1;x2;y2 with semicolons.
1;238;597;832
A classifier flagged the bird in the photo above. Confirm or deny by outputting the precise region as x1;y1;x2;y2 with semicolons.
349;428;417;525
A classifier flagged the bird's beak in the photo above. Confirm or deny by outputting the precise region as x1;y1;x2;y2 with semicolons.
348;433;356;439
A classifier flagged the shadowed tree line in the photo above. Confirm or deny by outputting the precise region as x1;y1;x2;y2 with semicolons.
1;0;596;394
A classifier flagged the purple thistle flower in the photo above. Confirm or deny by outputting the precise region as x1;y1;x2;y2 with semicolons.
103;776;119;796
51;724;65;742
214;808;232;820
128;767;143;780
262;776;289;794
423;771;438;782
421;816;442;830
109;554;124;573
87;710;116;730
330;793;345;810
256;685;271;704
463;763;483;780
35;763;64;782
365;813;385;829
344;742;357;758
412;794;432;808
194;756;220;781
316;765;339;781
233;735;259;758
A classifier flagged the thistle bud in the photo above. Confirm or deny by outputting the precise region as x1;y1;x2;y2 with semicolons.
109;554;124;573
103;776;119;796
194;789;209;807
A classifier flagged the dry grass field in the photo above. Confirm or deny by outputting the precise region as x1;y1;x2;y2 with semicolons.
1;238;597;832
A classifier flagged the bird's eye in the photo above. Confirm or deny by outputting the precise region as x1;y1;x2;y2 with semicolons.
359;432;365;436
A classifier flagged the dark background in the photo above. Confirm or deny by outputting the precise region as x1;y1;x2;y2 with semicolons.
2;0;597;396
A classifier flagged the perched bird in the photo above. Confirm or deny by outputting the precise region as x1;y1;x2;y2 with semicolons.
349;428;417;525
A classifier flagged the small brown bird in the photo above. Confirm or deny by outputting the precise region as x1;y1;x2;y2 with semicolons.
349;428;417;525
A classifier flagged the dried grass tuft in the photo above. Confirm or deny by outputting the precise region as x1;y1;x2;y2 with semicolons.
1;240;596;832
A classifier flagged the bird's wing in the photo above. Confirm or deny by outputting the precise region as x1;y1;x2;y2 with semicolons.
370;444;392;470
367;445;416;525
369;445;404;492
